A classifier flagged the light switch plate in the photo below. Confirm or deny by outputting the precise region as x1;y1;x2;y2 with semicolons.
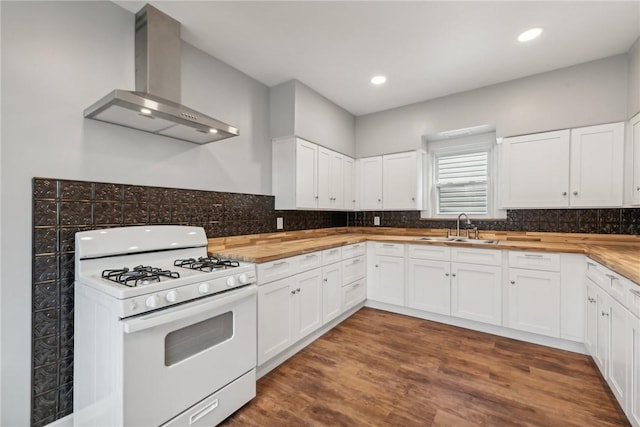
374;216;380;226
276;217;283;230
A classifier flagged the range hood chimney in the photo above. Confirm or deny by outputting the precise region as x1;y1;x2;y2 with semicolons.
84;4;239;144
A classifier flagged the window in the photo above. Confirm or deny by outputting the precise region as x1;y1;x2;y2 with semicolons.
436;151;488;214
422;131;504;219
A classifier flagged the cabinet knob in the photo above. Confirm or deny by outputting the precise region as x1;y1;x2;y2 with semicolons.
573;191;578;196
452;273;456;277
291;290;296;295
601;311;609;317
562;192;567;196
637;186;640;191
378;199;381;203
375;264;379;268
445;273;450;277
315;195;318;199
510;280;515;285
296;288;301;293
411;197;415;201
323;278;328;282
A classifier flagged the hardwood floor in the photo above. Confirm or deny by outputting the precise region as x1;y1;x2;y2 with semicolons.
222;308;629;426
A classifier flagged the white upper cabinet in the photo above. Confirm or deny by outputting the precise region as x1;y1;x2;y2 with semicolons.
358;156;384;210
272;137;354;210
382;151;423;210
359;151;424;211
569;122;624;207
501;130;571;208
501;122;624;209
630;113;640;206
343;157;356;210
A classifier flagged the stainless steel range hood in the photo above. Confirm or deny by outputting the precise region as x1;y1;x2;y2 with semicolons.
84;4;239;144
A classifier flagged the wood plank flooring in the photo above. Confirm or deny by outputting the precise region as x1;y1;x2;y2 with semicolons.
222;308;629;426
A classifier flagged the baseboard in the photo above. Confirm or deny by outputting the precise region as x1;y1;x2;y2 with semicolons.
364;300;588;355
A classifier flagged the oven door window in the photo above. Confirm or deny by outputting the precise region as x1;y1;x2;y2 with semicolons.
165;311;233;366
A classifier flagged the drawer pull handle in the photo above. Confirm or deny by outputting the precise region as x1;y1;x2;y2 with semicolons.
605;274;618;281
523;254;544;258
383;244;395;247
586;262;596;267
273;261;287;266
305;254;317;259
601;311;609;317
190;399;218;425
352;259;361;263
630;289;640;297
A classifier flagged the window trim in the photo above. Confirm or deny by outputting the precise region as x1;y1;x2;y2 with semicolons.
421;132;506;220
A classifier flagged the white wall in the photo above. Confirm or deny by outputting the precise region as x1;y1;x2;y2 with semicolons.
355;55;629;157
0;2;270;425
270;80;356;156
629;38;640;117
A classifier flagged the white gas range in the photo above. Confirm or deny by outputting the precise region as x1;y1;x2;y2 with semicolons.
74;225;257;427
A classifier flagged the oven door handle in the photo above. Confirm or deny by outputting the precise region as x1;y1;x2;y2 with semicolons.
122;285;257;334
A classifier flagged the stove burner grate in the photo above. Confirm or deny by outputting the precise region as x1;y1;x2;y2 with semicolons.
101;265;180;287
174;257;240;272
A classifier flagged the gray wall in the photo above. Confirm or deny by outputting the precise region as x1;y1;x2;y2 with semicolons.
0;2;270;424
355;55;629;157
629;38;640;117
271;80;356;156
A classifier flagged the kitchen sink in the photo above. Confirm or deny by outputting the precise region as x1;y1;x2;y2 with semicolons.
415;236;498;244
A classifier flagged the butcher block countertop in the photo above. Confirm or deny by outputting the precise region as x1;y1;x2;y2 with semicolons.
208;227;640;285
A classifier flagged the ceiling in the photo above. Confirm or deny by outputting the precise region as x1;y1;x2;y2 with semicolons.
113;1;640;117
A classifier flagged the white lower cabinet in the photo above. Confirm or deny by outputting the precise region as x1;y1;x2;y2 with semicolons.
608;295;628;410
584;279;599;357
629;312;640;426
322;262;342;324
342;279;366;312
257;268;322;365
451;262;502;326
406;258;451;315
371;255;405;305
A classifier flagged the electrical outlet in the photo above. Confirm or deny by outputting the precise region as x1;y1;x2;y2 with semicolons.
374;216;380;226
276;217;283;230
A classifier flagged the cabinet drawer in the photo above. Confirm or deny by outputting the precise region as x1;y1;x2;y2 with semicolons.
342;243;365;259
342;279;366;312
629;286;640;318
296;251;322;273
407;244;450;261
374;242;405;257
257;257;298;284
586;259;629;306
322;247;342;265
585;260;608;288
451;247;502;266
342;255;365;284
508;251;560;271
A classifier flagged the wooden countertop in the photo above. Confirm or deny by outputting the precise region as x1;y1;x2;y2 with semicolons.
208;228;640;285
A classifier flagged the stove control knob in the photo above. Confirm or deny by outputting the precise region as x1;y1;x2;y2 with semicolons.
145;295;160;309
199;283;210;294
238;273;249;284
226;276;237;287
166;290;179;303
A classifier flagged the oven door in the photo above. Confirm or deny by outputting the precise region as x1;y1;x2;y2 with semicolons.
121;285;257;427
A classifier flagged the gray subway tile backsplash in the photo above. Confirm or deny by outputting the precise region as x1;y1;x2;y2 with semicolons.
31;176;640;426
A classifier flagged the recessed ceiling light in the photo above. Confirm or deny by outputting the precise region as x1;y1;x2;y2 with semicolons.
371;75;387;85
209;128;218;134
140;108;152;115
518;27;543;42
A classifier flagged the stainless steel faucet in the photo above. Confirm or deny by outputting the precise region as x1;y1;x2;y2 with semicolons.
456;213;471;237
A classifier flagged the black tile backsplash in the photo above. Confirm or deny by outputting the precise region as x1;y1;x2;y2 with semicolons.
30;177;344;426
347;208;640;235
31;177;640;426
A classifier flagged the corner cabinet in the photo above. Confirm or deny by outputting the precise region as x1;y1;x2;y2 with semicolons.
501;122;624;208
272;137;354;210
358;150;424;211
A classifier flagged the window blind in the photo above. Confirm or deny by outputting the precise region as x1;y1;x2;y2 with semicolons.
436;151;488;214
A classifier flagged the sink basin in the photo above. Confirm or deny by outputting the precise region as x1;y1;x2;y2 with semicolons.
415;236;498;245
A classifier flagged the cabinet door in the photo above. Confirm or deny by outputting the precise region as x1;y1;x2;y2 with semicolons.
317;146;332;209
342;279;366;312
322;263;342;324
570;122;624;207
372;255;405;306
382;151;419;210
344;157;355;210
359;156;383;209
594;285;610;377
295;139;318;208
584;280;598;357
257;277;295;365
629;312;640;426
330;151;345;209
507;269;560;337
501;130;570;208
451;263;502;326
631;113;640;205
608;296;628;411
407;258;451;315
294;269;323;339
